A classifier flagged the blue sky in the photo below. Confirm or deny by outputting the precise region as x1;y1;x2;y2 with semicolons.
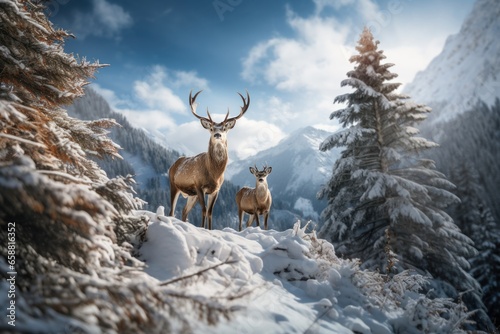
50;0;475;159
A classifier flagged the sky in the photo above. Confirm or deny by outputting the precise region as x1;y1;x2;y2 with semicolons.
49;0;475;160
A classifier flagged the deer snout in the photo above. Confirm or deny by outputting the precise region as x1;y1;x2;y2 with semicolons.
214;133;222;139
258;178;264;182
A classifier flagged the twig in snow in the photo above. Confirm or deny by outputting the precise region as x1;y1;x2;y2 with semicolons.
159;257;238;287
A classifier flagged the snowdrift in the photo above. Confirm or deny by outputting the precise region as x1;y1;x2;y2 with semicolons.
134;207;470;334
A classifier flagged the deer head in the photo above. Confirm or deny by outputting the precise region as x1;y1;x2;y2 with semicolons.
189;90;249;160
249;164;272;184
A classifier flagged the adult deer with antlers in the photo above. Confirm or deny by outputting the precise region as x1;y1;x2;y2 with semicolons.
236;164;273;231
169;90;250;230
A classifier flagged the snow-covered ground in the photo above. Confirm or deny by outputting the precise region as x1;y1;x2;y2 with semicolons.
134;207;469;334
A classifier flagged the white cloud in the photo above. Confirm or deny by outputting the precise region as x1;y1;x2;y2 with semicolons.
92;0;131;31
121;109;178;131
91;83;123;106
164;117;286;160
255;95;297;125
93;66;208;132
312;0;354;14
133;72;185;113
228;118;286;160
70;0;132;39
131;66;209;114
240;0;465;137
242;7;353;96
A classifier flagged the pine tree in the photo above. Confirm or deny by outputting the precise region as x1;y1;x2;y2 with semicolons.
450;161;500;327
0;1;235;332
318;28;493;331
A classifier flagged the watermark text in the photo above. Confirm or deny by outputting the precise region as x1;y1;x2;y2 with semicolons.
5;222;16;327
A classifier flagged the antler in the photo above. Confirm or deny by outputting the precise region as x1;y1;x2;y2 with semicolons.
224;90;250;123
189;90;213;122
190;90;249;124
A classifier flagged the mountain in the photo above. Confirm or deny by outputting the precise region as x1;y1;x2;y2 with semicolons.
67;88;180;211
227;126;340;223
403;0;500;125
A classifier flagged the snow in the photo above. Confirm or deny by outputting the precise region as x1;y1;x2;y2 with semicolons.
128;207;467;333
293;197;319;220
403;0;500;124
137;212;360;333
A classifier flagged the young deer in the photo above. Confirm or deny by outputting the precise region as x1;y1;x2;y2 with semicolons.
169;90;250;230
235;165;272;231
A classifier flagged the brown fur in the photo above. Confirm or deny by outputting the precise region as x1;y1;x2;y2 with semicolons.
236;166;272;231
169;134;228;230
169;90;249;229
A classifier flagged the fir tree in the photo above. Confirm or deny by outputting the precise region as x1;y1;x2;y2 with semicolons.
0;1;236;331
450;160;500;327
318;28;493;331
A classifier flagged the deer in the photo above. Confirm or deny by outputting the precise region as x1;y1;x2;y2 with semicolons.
235;164;273;231
169;90;250;230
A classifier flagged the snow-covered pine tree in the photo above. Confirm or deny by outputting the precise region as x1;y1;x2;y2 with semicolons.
0;1;237;332
318;27;494;332
450;160;500;327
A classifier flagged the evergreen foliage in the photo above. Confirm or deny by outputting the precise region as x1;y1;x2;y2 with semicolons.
449;160;500;327
423;100;500;328
0;1;237;331
318;28;494;332
68;87;180;212
426;100;500;224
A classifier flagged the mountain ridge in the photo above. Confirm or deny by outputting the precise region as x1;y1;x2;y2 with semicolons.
403;0;500;125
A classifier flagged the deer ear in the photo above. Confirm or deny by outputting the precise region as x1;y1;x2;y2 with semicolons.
249;167;256;174
266;166;272;174
200;119;212;129
225;119;237;130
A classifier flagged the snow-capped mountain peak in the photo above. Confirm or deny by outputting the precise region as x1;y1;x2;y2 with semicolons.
227;126;340;220
403;0;500;124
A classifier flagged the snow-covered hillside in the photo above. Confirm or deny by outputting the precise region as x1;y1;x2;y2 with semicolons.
403;0;500;124
132;207;471;334
227;126;340;222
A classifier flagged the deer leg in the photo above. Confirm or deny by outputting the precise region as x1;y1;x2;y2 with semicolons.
238;209;244;231
206;191;219;230
196;189;207;228
254;213;261;228
264;212;269;230
246;214;255;228
182;196;197;222
169;186;180;217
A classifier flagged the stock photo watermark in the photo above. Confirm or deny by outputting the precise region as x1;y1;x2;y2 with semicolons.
364;0;409;35
45;0;72;17
338;0;413;61
5;222;16;327
213;0;244;21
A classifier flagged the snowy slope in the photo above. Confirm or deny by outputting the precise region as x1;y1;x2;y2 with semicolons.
131;207;471;334
403;0;500;124
227;126;340;221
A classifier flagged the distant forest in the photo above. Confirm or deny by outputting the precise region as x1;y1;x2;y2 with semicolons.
423;99;500;225
423;99;500;324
